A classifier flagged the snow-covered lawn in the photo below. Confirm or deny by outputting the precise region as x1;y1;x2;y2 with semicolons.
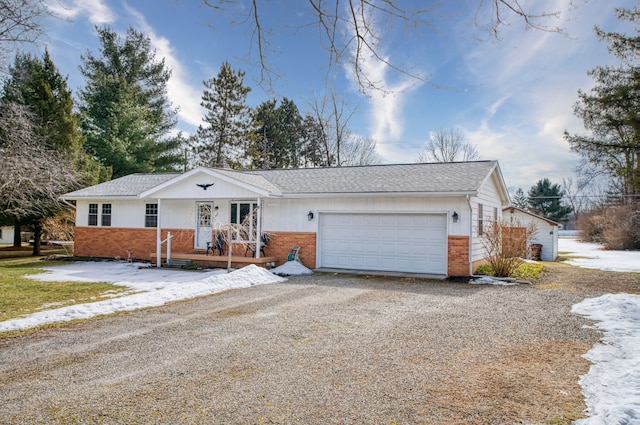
0;262;298;332
561;237;640;273
560;237;640;424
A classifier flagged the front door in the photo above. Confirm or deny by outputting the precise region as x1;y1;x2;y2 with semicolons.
195;202;213;249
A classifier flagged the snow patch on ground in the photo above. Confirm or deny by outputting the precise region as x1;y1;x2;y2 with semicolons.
0;262;286;332
561;238;640;273
469;276;518;286
572;293;640;424
560;237;640;424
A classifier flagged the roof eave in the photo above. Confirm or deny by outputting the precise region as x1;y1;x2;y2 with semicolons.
278;191;478;198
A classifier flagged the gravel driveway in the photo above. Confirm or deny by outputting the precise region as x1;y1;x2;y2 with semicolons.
0;271;602;424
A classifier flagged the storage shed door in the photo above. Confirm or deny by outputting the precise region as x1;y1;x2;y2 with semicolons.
319;213;447;274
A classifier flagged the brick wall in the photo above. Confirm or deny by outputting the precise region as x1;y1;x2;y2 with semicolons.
447;236;470;276
266;232;316;268
74;227;194;261
74;227;316;268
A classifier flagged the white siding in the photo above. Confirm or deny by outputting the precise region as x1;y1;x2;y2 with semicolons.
150;174;263;199
504;209;558;261
470;173;510;264
262;196;468;235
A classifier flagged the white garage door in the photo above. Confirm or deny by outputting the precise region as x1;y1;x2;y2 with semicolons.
319;213;447;274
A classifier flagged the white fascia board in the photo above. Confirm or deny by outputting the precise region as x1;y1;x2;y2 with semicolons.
480;162;511;206
278;191;477;199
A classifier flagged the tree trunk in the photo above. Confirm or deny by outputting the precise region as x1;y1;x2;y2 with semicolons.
13;221;22;247
32;221;42;256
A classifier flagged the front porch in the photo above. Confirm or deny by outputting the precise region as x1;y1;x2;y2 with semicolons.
150;251;278;269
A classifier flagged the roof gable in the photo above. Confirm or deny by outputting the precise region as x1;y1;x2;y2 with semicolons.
139;167;281;199
503;206;560;226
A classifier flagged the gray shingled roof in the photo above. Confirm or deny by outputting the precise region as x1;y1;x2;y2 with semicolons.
62;161;499;198
62;173;180;198
247;161;498;194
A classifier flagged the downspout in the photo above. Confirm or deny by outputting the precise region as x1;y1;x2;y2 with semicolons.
156;198;162;267
466;194;473;276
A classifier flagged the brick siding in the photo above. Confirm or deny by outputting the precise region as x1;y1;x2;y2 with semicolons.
447;236;470;276
265;232;316;269
75;227;316;268
74;227;194;261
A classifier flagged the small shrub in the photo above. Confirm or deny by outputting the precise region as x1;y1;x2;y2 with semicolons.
475;264;493;275
512;262;546;279
473;262;545;279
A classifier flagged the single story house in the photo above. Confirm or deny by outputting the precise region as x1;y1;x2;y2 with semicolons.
502;206;559;261
61;160;511;277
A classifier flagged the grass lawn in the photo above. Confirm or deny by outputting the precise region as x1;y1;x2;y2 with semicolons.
0;257;129;324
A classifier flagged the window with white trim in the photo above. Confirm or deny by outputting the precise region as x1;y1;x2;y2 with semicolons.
478;204;484;236
145;203;158;228
101;204;112;227
230;202;258;241
88;203;98;226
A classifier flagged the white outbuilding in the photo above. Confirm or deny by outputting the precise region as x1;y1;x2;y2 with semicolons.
503;206;559;261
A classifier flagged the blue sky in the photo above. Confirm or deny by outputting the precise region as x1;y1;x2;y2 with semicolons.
34;0;636;192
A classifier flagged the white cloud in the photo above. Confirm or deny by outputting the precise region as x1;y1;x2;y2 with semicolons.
123;3;204;129
45;0;115;24
343;3;421;154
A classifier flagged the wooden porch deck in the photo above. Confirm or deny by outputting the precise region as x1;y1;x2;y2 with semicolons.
150;251;278;268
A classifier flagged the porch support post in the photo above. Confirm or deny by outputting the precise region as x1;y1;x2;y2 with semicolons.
156;198;162;268
255;197;262;259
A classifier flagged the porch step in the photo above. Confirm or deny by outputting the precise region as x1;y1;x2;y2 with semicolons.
163;258;194;268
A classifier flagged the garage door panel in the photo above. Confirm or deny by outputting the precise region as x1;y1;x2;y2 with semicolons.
319;213;447;274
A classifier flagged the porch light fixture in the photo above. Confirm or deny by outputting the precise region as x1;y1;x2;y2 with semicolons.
307;211;314;221
452;211;459;223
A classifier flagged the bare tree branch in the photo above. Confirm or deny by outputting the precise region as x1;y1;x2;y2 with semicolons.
417;128;481;162
0;0;50;70
202;0;574;93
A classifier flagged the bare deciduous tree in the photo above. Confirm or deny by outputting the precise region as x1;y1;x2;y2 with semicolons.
203;0;570;93
417;128;480;163
0;101;81;255
0;0;50;69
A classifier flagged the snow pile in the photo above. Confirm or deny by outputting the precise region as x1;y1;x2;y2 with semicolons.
270;260;313;276
0;262;286;332
572;293;640;424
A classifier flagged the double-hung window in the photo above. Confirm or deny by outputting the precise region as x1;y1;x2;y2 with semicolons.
88;203;98;226
101;204;112;227
478;204;484;236
145;203;158;228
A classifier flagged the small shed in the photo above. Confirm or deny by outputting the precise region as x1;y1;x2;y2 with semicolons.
503;206;559;261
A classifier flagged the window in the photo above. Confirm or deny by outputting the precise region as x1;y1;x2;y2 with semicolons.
145;204;158;228
230;202;258;241
88;203;98;226
101;204;112;227
478;204;484;236
494;206;498;222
